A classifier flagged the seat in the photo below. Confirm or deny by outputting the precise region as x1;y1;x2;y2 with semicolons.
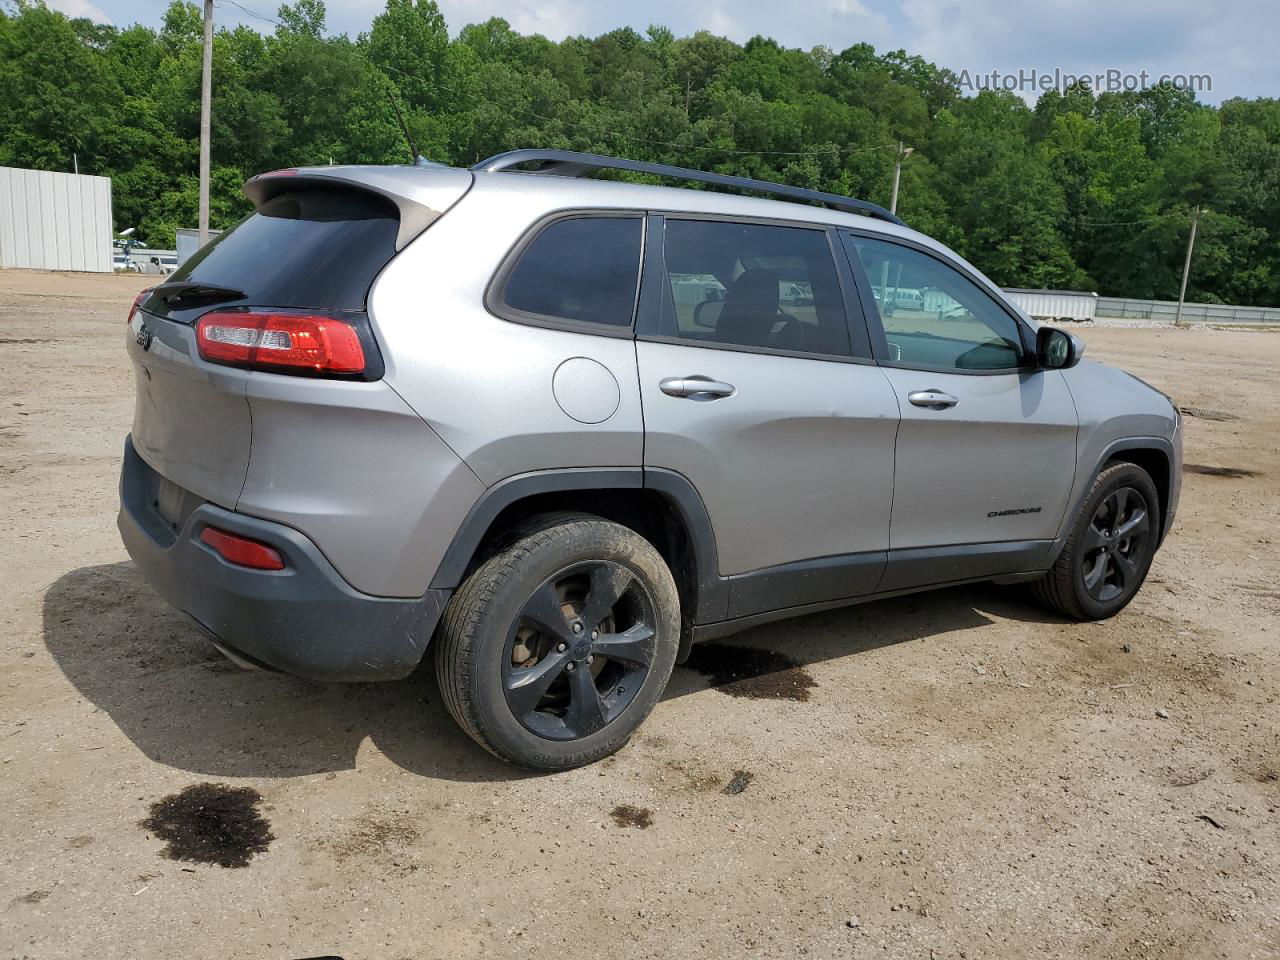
715;269;780;348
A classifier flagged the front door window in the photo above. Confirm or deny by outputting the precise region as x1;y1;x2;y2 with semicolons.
850;236;1026;371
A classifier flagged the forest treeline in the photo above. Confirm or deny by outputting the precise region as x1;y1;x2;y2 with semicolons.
2;0;1278;304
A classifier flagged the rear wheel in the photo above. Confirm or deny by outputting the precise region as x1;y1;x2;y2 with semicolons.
1032;462;1160;620
435;517;679;770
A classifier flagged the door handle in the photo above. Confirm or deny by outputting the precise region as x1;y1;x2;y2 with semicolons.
659;376;736;400
908;389;959;410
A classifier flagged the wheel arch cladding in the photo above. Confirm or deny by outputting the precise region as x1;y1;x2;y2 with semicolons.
1043;436;1177;570
429;468;728;628
1103;445;1172;543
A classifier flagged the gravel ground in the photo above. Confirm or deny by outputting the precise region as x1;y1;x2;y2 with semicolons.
2;269;1278;960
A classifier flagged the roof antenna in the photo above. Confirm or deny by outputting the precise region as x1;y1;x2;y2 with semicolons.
388;93;430;167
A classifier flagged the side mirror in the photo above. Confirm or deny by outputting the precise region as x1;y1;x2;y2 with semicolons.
693;299;723;330
1036;326;1084;369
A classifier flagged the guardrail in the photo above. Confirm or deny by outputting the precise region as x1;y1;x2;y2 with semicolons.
1094;296;1280;325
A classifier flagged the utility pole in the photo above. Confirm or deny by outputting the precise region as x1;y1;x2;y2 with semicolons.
889;141;914;216
198;0;213;246
878;141;915;308
1174;206;1201;328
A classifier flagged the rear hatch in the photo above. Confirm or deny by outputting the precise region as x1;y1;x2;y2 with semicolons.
126;165;473;509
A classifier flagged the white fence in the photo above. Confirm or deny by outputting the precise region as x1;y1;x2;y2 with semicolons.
999;287;1280;326
0;166;113;273
1002;288;1098;321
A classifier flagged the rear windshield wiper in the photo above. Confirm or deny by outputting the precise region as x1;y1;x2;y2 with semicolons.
153;281;247;306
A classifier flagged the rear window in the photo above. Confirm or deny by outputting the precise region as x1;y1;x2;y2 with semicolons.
495;216;643;328
166;188;400;311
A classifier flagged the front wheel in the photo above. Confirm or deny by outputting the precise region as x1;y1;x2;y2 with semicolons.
1032;461;1161;620
435;517;680;770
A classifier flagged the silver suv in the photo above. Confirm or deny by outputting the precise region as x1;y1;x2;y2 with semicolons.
119;149;1182;769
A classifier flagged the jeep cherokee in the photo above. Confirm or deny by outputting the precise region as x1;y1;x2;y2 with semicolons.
119;149;1182;769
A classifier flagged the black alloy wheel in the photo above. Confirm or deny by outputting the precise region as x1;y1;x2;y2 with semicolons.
503;560;657;741
435;516;680;770
1080;485;1152;603
1031;461;1161;621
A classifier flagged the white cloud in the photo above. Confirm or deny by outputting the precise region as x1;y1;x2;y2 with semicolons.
896;0;1274;101
439;0;591;37
77;0;1280;102
47;0;112;23
704;6;739;40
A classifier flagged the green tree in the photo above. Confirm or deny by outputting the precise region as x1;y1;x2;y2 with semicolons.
0;1;121;171
1;0;1277;308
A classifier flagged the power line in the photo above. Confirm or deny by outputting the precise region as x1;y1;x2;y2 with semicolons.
216;0;281;27
378;62;902;159
1075;217;1165;227
209;7;905;161
1077;209;1207;228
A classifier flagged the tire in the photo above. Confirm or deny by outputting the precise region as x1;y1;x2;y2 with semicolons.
1032;461;1161;621
435;516;680;770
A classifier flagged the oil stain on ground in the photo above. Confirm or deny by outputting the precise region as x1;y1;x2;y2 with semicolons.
325;813;420;862
1184;463;1260;478
721;770;755;796
684;643;817;701
610;804;654;829
140;783;273;868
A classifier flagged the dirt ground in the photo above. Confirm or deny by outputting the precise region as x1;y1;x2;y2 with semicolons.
2;268;1277;960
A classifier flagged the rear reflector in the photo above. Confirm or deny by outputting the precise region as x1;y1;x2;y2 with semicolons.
200;526;286;570
195;310;365;375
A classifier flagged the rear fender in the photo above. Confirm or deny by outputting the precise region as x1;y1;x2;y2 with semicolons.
428;467;728;627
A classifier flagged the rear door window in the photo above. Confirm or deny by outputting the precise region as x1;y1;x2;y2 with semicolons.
495;215;643;329
151;188;401;320
654;219;852;357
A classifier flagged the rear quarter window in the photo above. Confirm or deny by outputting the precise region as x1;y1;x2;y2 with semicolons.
494;215;643;330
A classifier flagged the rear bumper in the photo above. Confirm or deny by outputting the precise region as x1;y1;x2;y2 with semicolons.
117;437;449;681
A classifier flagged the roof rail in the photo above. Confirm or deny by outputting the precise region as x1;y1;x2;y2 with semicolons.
471;149;906;227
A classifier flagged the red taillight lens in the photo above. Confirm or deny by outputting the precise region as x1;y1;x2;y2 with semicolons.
128;288;153;324
195;311;365;375
200;526;285;570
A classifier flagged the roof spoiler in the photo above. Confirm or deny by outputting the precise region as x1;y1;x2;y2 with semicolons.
243;165;473;251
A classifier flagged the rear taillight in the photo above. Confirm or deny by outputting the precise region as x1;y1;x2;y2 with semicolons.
195;310;366;376
200;526;285;570
128;288;153;324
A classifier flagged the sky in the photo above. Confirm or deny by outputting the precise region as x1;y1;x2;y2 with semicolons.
46;0;1279;104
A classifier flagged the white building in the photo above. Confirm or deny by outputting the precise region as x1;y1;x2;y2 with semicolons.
0;166;113;272
175;227;222;266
